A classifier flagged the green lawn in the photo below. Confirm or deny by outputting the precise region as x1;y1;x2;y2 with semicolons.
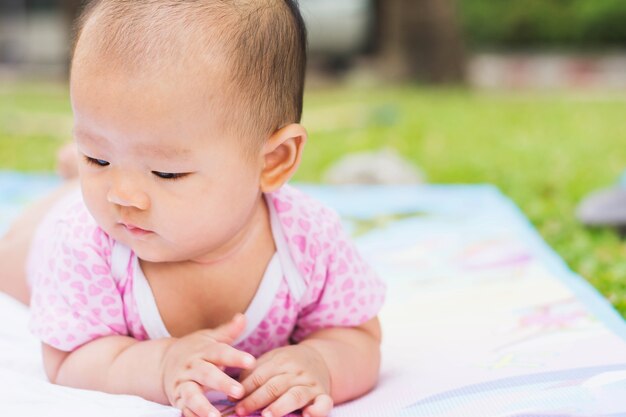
2;82;626;315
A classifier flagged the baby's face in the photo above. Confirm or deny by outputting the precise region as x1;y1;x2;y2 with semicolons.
71;62;265;263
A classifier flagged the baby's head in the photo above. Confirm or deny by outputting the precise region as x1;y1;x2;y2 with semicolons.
70;1;308;263
72;0;307;149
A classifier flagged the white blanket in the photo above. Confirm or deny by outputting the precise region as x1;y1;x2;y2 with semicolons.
0;294;177;417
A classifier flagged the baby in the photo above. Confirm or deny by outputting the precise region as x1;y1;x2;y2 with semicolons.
0;1;385;417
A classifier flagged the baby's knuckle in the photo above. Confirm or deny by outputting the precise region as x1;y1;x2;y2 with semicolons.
193;357;209;369
171;377;185;393
275;360;290;372
198;371;212;384
171;392;183;409
265;381;282;399
288;387;308;404
308;376;322;388
202;362;218;377
209;344;227;359
179;382;194;398
276;353;291;365
251;372;265;388
295;370;314;385
216;341;231;351
189;393;209;410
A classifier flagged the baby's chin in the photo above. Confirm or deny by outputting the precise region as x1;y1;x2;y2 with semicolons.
129;242;180;263
105;224;213;264
130;247;167;263
105;228;172;263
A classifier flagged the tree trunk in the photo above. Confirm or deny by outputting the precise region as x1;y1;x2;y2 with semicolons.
377;0;466;84
60;0;87;74
60;0;85;39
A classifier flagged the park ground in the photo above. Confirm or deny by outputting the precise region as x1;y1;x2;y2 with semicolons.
1;82;626;315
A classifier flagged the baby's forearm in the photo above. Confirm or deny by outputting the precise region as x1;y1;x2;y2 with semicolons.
53;336;175;404
300;318;382;404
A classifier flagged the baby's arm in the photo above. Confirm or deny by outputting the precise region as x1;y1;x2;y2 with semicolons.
299;316;382;403
43;314;256;417
236;317;382;417
43;336;174;403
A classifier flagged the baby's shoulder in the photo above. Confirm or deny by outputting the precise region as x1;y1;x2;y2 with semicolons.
267;184;350;280
267;185;385;329
268;183;343;241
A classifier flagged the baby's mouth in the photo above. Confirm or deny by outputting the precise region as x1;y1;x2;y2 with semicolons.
120;222;153;237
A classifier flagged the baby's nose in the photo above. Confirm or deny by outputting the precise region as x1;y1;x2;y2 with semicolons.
107;176;150;211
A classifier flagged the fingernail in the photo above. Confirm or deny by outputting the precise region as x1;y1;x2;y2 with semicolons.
230;385;243;397
208;412;219;417
243;355;255;366
262;411;273;417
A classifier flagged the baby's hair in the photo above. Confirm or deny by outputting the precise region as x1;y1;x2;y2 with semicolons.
71;0;307;146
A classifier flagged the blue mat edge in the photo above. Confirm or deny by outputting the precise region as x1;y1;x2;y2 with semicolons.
490;185;626;342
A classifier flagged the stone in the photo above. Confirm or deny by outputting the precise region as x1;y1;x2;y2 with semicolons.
323;148;425;185
577;187;626;227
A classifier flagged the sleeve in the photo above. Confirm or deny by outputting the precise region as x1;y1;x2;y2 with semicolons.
28;206;129;352
291;210;386;342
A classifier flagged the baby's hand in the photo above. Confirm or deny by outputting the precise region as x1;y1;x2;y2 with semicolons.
235;344;333;417
161;314;256;417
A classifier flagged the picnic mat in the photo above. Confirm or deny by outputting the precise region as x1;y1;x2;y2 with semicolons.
1;172;626;416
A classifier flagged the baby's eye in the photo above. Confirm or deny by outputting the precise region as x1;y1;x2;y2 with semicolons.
85;156;110;167
151;171;189;180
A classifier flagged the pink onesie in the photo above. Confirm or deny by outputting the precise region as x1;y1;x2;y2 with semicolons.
27;184;386;359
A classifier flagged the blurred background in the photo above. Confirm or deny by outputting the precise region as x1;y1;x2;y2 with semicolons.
1;1;626;314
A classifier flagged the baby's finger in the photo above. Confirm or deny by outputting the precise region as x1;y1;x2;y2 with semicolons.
302;394;333;417
262;386;315;417
239;361;275;395
179;381;221;417
202;342;256;369
187;360;245;399
182;407;203;417
210;313;248;344
235;374;290;415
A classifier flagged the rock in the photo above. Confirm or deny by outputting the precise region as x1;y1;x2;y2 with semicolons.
323;148;425;185
577;187;626;227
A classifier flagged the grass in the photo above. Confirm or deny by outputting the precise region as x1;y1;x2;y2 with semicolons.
1;81;626;315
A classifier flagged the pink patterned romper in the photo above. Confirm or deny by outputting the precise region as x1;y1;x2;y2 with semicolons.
27;184;386;360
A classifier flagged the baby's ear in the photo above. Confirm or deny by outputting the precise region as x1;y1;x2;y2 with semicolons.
260;123;307;193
